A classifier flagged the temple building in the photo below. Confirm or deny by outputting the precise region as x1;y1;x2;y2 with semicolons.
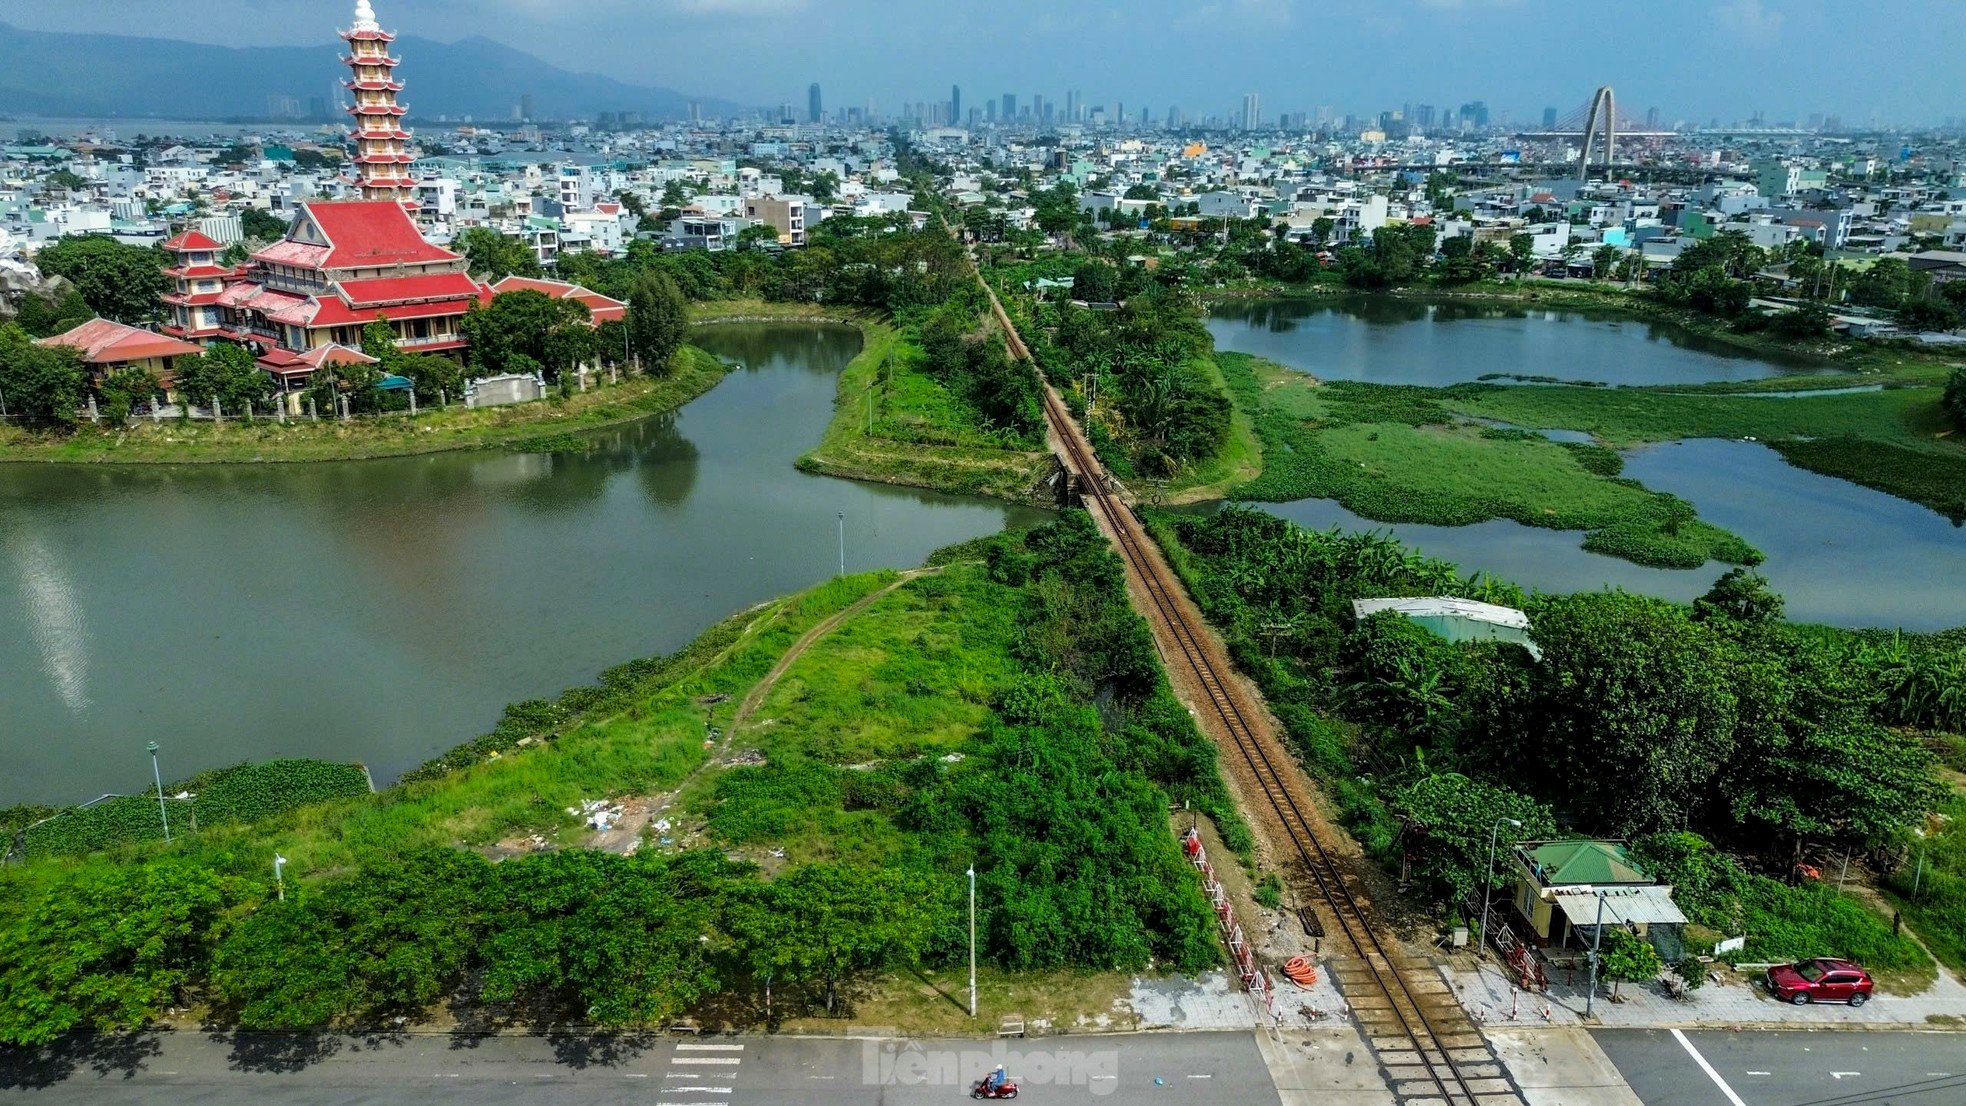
154;0;624;402
159;1;478;395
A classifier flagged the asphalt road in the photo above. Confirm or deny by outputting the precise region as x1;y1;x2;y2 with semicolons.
1593;1028;1966;1106
1;1028;1281;1105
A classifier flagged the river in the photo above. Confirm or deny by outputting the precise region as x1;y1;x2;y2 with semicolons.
0;323;1046;806
1206;296;1829;386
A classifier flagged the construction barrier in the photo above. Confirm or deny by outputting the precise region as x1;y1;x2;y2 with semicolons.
1181;826;1277;1018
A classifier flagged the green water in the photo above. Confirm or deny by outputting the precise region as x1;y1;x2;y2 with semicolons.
0;323;1046;806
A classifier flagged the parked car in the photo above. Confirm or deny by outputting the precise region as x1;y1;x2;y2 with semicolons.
1766;958;1874;1006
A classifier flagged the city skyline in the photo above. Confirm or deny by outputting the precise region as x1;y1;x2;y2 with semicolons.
6;0;1964;127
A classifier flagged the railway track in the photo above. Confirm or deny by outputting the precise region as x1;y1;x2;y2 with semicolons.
978;272;1521;1106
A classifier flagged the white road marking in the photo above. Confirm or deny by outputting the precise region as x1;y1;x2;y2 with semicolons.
677;1043;745;1051
656;1101;733;1106
624;1073;649;1079
1188;1073;1214;1078
671;1056;743;1065
1831;1071;1862;1079
1670;1028;1748;1106
667;1087;732;1094
1745;1070;1771;1075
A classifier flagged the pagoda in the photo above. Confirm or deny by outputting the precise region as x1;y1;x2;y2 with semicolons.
341;0;416;207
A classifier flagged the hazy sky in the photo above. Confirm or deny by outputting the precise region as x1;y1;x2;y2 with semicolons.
16;0;1966;124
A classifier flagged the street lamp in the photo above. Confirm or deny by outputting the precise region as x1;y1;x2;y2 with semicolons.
146;741;171;844
837;511;846;577
1480;817;1524;956
967;865;978;1018
274;854;288;901
1584;888;1608;1019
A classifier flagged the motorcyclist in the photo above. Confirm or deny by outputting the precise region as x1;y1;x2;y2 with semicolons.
985;1064;1008;1093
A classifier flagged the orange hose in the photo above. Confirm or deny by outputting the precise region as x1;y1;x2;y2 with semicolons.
1283;956;1318;986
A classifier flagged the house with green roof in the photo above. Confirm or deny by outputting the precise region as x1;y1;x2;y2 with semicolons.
1508;839;1686;958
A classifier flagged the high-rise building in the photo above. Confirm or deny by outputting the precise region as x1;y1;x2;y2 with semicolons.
342;0;415;206
1002;93;1016;122
1645;106;1660;129
809;82;822;124
1541;106;1557;129
520;92;534;122
688;99;702;124
1066;89;1080;123
950;85;961;125
1240;92;1260;131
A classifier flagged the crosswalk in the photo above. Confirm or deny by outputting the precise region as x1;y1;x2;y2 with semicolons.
659;1041;744;1106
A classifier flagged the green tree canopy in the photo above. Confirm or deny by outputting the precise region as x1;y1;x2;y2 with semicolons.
455;226;543;282
1520;591;1739;835
176;342;271;412
460;290;592;380
626;270;690;374
34;236;169;324
0;323;88;424
0;859;240;1046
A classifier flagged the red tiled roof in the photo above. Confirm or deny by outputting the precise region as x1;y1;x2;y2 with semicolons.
337;272;482;308
307;296;473;327
297;200;461;270
298;344;380;370
488;276;627;324
163;230;223;251
166;265;233;279
253;239;334;268
36;319;204;365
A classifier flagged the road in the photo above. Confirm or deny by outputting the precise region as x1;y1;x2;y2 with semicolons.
1593;1028;1966;1106
2;1028;1281;1105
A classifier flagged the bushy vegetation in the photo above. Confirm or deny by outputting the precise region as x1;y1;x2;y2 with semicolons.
1152;507;1950;948
11;760;370;860
1220;353;1763;569
0;516;1245;1044
1005;272;1233;478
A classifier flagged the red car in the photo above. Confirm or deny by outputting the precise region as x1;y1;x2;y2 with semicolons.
1767;958;1874;1006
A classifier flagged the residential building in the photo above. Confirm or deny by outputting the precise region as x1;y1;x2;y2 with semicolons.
743;195;806;246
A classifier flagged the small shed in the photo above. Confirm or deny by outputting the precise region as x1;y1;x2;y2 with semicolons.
1352;596;1541;659
1508;840;1687;960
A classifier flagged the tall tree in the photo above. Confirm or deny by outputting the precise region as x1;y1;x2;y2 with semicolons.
627;271;690;374
176;343;270;413
459;290;591;380
455;226;542;282
33;236;169;324
1519;591;1739;835
0;324;88;424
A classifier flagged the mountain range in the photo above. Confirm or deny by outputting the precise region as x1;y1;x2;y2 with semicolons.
0;23;746;123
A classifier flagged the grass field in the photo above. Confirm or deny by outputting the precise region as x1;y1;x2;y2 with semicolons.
1221;353;1763;568
796;317;1051;502
0;345;733;465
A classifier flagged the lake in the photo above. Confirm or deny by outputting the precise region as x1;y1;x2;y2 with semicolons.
1257;439;1963;632
1206;297;1828;386
0;323;1046;806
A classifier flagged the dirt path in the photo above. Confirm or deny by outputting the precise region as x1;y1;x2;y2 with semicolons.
586;569;937;854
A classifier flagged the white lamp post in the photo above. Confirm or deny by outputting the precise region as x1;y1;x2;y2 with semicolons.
147;741;171;843
967;865;977;1018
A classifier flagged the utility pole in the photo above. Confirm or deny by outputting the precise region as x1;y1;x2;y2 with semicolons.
1584;889;1606;1019
837;511;845;577
147;741;171;844
1481;818;1524;955
967;865;978;1017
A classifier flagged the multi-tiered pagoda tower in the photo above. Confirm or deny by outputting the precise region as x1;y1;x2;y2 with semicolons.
340;0;415;207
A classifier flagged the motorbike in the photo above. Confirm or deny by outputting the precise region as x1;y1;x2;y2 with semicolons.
970;1076;1020;1099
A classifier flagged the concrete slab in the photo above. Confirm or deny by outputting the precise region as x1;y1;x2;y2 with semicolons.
1484;1026;1643;1106
1253;1025;1398;1106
